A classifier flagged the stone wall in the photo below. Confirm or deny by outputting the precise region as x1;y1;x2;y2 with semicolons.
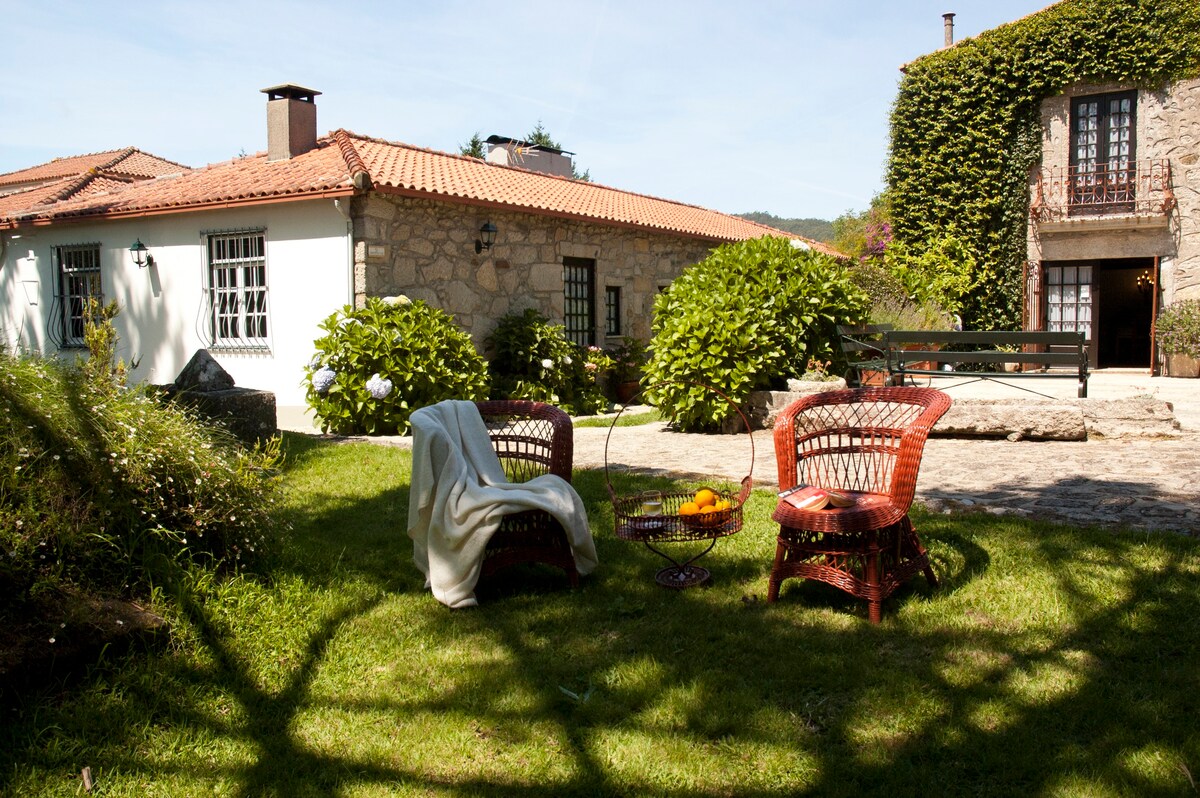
350;194;718;349
1030;77;1200;303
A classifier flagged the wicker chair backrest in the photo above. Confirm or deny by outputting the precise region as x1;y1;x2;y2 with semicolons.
474;400;574;485
773;387;951;510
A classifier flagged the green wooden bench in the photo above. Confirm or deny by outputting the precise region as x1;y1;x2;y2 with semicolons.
883;330;1089;398
837;324;893;388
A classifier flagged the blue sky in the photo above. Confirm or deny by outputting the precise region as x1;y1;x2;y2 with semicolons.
0;1;1053;221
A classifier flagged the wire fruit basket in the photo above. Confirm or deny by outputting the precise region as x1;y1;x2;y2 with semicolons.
604;381;754;588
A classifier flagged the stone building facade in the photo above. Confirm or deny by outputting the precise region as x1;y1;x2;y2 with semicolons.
352;193;716;348
1027;76;1200;370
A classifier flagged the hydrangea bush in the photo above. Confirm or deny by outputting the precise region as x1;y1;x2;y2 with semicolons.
643;237;868;432
304;296;490;435
484;309;610;415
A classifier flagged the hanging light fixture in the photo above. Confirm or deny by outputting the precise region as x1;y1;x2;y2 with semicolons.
1136;269;1152;296
475;221;497;254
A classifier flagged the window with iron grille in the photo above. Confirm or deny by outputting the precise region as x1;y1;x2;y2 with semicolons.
563;257;595;347
206;231;268;349
54;244;102;348
1069;91;1136;212
604;286;621;337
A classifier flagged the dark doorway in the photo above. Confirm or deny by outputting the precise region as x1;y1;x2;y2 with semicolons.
1095;258;1154;368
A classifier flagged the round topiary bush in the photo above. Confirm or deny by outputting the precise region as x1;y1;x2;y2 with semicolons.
305;296;490;435
484;308;610;416
644;237;868;432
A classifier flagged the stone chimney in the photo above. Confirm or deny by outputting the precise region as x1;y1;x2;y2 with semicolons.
943;12;956;47
261;84;321;161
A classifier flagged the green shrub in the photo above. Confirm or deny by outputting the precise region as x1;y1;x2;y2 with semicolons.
849;261;956;332
643;237;868;432
0;304;283;610
484;309;610;415
305;296;490;435
1156;299;1200;358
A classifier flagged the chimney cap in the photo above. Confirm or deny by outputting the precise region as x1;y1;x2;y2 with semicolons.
261;84;322;103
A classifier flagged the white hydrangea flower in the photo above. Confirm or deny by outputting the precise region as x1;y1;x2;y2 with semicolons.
366;373;394;400
308;354;323;369
563;356;572;365
311;366;336;394
541;358;554;369
382;294;412;306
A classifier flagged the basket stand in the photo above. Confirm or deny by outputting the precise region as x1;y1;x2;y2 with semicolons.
604;381;755;589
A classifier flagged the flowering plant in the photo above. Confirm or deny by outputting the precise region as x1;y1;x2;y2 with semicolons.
305;296;489;435
484;309;609;415
1156;299;1200;358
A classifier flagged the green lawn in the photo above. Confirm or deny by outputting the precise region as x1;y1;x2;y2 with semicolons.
3;433;1198;797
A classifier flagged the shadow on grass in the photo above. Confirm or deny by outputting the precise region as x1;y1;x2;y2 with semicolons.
2;435;1198;796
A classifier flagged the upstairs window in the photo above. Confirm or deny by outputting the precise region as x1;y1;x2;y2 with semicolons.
206;231;269;349
54;244;102;348
1069;91;1136;212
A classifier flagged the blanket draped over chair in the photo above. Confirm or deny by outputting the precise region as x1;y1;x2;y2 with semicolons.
407;400;597;607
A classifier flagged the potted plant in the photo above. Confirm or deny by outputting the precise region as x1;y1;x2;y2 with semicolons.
1156;298;1200;377
609;336;648;403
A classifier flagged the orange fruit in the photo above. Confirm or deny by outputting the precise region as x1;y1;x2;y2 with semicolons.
700;505;718;514
678;501;700;516
693;489;717;508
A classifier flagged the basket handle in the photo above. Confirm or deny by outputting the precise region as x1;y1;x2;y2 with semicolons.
603;380;756;501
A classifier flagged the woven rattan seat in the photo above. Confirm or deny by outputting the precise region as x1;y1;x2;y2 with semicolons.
768;387;952;622
474;400;579;587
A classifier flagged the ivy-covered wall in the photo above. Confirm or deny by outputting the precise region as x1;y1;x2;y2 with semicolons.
887;0;1200;330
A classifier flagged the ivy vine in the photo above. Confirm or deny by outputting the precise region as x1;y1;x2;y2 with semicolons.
887;0;1200;330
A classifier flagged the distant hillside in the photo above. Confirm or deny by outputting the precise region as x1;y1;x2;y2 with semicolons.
736;211;834;243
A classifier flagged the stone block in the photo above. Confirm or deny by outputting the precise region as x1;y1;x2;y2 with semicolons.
934;399;1086;441
162;386;277;445
174;349;235;392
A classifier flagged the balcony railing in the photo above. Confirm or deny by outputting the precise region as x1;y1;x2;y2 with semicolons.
1031;159;1176;223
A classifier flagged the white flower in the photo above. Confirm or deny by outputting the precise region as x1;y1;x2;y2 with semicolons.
308;354;323;369
563;356;572;365
366;373;394;400
541;358;554;369
311;366;336;394
384;294;412;306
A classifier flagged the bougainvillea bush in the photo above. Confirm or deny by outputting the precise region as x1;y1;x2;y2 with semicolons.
484;309;611;416
305;296;490;435
643;237;867;432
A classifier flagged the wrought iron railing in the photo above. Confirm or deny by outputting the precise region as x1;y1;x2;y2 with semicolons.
1031;159;1176;223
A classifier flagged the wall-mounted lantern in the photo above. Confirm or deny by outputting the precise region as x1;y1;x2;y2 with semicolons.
130;239;155;269
474;221;497;254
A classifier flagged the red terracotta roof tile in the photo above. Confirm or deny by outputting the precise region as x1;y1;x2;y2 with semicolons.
1;132;841;255
0;148;188;189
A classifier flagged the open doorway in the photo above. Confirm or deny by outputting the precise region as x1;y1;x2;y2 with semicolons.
1041;257;1154;369
1096;258;1154;368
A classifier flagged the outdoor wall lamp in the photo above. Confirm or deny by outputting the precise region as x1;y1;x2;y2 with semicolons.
475;221;497;254
129;239;154;269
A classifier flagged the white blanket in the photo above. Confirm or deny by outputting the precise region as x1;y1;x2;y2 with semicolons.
406;400;598;608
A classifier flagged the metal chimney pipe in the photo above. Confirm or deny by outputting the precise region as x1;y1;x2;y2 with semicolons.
943;12;956;47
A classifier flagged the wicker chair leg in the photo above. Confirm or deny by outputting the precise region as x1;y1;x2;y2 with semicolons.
864;549;883;624
767;540;787;602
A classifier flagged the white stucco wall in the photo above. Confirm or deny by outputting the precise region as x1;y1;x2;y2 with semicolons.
1;198;351;408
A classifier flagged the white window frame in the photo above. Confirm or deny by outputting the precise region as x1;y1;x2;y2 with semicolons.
205;230;269;350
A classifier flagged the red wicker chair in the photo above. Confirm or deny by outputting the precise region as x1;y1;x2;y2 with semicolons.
474;400;579;587
769;387;952;623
